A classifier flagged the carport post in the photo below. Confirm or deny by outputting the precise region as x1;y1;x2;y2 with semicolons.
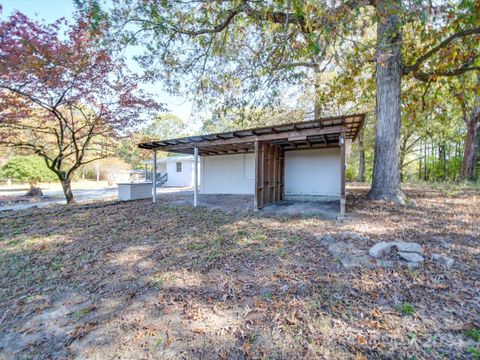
152;149;157;203
339;132;346;218
194;147;198;207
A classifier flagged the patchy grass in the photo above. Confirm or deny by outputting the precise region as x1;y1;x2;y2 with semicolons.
465;329;480;342
0;184;479;359
468;346;480;359
397;302;415;316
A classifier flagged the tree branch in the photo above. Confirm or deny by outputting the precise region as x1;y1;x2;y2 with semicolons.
403;27;480;75
172;3;247;36
414;66;480;82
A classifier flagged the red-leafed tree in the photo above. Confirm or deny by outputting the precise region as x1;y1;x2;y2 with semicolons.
0;12;161;203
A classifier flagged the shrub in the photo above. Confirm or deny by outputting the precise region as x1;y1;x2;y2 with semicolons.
0;156;56;188
345;165;357;182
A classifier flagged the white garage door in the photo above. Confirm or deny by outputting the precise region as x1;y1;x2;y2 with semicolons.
284;148;341;197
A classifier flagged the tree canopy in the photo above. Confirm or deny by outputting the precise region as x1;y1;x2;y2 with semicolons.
0;11;161;202
99;0;479;199
1;155;56;188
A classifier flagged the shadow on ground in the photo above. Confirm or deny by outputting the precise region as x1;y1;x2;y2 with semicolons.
0;185;478;359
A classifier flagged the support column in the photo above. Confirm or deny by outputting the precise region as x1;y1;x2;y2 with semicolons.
254;141;261;210
194;147;198;207
152;149;157;203
280;149;285;201
339;132;346;218
255;141;283;210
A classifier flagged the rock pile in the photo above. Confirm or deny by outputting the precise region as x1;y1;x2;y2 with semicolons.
369;241;425;268
431;253;455;269
319;233;455;270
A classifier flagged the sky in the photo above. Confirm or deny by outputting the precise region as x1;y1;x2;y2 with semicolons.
0;0;197;128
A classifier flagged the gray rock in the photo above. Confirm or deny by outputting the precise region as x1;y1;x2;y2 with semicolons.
376;259;396;268
369;242;393;258
398;251;424;263
329;242;364;258
406;261;421;269
328;242;373;268
394;241;423;254
340;254;375;268
317;235;337;244
431;254;455;269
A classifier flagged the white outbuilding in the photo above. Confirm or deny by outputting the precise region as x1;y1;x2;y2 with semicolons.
138;114;365;216
144;156;196;187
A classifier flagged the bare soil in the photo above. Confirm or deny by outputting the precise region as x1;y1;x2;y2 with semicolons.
0;184;479;359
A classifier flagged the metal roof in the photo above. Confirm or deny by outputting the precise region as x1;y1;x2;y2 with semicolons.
138;113;365;156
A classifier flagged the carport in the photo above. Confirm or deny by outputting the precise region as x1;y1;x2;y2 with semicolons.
138;114;365;216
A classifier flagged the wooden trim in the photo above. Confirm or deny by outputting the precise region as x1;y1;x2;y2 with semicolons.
254;141;284;209
141;125;347;151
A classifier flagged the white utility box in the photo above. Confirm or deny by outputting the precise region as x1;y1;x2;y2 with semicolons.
117;182;153;201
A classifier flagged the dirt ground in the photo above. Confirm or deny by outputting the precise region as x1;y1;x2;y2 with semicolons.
0;184;479;359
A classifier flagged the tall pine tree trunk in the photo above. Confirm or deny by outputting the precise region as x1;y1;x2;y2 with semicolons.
356;129;365;182
460;75;480;181
368;0;404;203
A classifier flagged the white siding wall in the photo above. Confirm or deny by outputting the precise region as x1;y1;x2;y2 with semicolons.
285;148;341;197
165;160;194;187
201;154;254;194
157;163;167;174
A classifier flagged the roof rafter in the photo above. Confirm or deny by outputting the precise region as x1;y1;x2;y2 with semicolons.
139;114;366;154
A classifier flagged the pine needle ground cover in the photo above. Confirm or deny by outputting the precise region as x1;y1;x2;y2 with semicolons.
0;185;478;359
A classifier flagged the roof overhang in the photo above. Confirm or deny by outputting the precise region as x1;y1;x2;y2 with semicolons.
138;113;365;156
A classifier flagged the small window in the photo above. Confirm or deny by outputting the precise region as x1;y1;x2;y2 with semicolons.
176;162;182;172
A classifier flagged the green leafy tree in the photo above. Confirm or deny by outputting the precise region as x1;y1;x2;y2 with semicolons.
99;0;479;203
142;114;189;158
144;114;188;140
1;155;57;190
115;133;152;169
202;106;307;134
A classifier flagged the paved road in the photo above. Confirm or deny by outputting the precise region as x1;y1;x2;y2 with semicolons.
0;187;118;212
0;186;193;212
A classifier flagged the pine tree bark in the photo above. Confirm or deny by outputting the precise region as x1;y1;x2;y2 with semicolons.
356;129;365;182
460;75;480;181
368;0;404;203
